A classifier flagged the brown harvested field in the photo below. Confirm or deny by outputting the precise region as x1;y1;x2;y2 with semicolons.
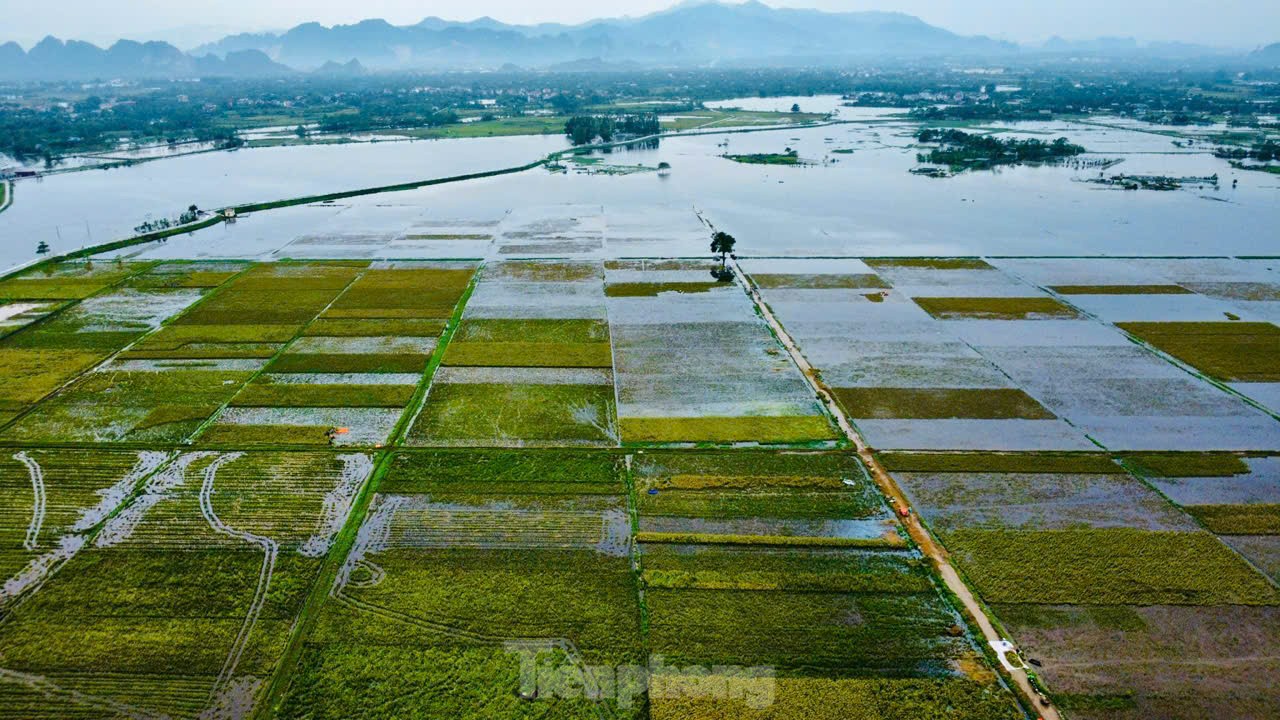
1225;535;1280;581
912;296;1080;320
877;451;1123;474
752;273;890;290
864;257;994;270
1182;282;1280;302
994;604;1280;720
833;387;1056;420
1117;321;1280;382
604;281;723;297
1049;284;1192;295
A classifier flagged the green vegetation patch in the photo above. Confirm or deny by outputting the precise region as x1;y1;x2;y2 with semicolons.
1117;321;1280;382
912;296;1080;320
637;531;904;549
724;151;801;165
833;387;1055;420
649;676;1019;720
0;262;149;300
267;352;429;374
0;349;106;418
620;415;836;444
445;318;612;368
1049;284;1191;295
877;451;1122;474
646;587;968;672
641;545;928;594
864;258;993;271
2;368;255;443
444;341;613;368
196;424;334;446
125;323;297;359
1186;504;1280;535
634;451;883;520
304;318;446;337
323;266;474;319
752;273;891;290
942;528;1280;605
380;449;623;493
1122;452;1250;477
485;261;602;283
605;281;724;297
408;382;618;446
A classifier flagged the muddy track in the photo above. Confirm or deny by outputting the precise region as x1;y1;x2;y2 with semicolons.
13;452;46;551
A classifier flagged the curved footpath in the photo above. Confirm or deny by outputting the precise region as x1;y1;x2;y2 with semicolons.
729;256;1061;720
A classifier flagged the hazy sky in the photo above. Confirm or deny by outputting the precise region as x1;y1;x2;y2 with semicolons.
4;0;1277;49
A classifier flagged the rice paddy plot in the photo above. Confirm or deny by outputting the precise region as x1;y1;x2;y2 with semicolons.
639;543;1007;688
608;266;833;444
941;528;1280;605
0;449;169;606
897;470;1199;532
741;269;1091;451
406;373;619;447
1;361;260;443
0;301;67;340
201;407;403;446
995;604;1280;720
0;261;154;301
969;335;1280;451
278;450;643;719
632;451;895;541
0;451;373;719
1118;321;1280;383
496;205;606;258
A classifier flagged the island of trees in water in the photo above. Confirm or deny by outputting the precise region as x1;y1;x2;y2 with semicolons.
564;114;661;145
915;129;1086;172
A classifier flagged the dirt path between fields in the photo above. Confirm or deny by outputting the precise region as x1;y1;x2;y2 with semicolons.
729;256;1060;720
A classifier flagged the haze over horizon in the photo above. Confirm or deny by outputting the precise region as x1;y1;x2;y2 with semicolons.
3;0;1277;51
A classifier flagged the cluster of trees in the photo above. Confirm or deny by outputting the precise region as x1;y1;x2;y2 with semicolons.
917;129;1085;170
564;113;660;145
1215;140;1280;162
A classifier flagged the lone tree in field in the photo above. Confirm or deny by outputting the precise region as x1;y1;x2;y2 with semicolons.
36;241;50;255
711;231;737;271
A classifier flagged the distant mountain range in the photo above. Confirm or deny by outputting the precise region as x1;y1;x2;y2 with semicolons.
0;38;291;81
0;1;1275;81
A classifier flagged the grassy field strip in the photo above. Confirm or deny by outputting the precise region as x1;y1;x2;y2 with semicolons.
186;264;372;445
0;180;11;215
728;256;1060;719
391;267;482;447
1004;265;1280;424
